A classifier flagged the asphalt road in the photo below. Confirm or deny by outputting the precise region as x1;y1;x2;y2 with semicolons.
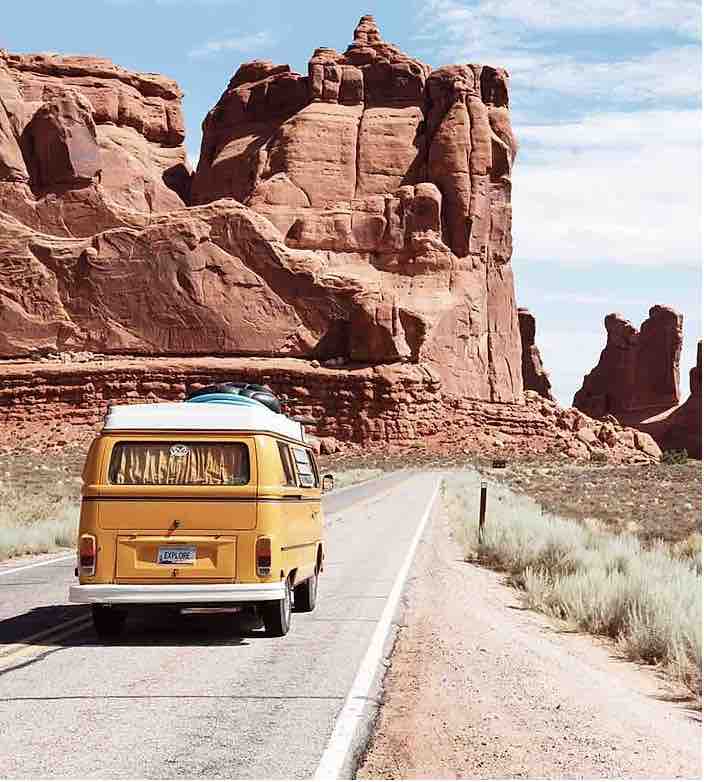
0;470;440;779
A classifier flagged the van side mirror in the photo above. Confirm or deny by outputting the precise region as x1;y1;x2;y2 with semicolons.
321;474;334;493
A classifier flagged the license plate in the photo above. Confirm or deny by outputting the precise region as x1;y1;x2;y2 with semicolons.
157;546;197;565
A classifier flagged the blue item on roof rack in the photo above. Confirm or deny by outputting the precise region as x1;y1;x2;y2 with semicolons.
186;393;268;409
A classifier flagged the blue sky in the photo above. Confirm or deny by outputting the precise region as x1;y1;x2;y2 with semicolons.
2;0;700;405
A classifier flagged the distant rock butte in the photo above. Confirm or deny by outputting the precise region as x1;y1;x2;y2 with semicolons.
518;308;554;401
574;306;682;418
574;306;700;458
644;341;701;459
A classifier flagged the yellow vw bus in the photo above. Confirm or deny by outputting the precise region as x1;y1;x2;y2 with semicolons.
69;389;330;638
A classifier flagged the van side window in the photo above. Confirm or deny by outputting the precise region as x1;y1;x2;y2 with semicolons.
277;442;297;487
309;450;321;486
292;446;319;488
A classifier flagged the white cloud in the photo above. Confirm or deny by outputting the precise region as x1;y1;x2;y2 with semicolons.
415;1;700;105
418;0;700;45
480;0;699;38
512;109;701;267
188;30;275;59
511;46;699;102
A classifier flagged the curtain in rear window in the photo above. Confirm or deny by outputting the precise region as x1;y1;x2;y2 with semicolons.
109;442;250;485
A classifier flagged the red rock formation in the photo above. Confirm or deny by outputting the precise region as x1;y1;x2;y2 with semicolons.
0;16;526;455
518;308;554;400
574;306;682;418
0;49;189;232
189;16;521;398
0;356;662;464
642;341;702;459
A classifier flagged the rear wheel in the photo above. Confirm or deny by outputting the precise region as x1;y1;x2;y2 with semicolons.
91;605;127;639
294;569;318;613
262;580;293;637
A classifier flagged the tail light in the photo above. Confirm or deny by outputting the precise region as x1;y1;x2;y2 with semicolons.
256;537;272;577
79;534;96;576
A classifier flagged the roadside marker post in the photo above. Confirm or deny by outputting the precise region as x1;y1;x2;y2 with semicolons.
478;481;487;544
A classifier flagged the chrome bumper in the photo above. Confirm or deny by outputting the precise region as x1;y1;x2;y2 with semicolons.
69;581;285;605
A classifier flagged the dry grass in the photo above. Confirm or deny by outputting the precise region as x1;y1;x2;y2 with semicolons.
444;471;702;698
474;459;701;544
321;452;701;546
0;487;79;559
0;448;83;560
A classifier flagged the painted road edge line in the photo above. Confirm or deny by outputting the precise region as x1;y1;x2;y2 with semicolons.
0;552;75;578
313;476;441;781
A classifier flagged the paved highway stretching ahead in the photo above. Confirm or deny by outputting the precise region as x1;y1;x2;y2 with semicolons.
0;471;440;779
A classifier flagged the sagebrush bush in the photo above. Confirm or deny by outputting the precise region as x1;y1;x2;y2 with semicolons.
0;484;79;560
444;471;702;696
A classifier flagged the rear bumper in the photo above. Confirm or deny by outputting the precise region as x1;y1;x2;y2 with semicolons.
69;582;285;605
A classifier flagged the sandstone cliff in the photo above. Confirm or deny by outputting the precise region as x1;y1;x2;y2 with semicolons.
0;49;189;224
0;17;523;402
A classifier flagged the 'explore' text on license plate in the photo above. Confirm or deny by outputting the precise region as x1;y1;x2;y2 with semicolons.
158;546;197;565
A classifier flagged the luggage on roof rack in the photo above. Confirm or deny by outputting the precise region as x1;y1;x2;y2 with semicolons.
186;382;282;414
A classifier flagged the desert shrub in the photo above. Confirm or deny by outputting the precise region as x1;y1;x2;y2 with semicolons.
661;449;689;465
0;484;79;560
671;533;702;575
445;471;702;696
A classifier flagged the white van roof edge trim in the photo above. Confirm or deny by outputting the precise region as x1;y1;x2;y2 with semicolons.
102;402;305;442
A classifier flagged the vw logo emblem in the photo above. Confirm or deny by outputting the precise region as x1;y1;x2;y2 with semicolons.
170;444;190;458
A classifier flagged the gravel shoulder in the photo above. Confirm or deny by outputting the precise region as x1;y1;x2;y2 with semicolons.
357;494;702;779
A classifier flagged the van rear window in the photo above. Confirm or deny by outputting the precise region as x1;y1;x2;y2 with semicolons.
108;442;250;486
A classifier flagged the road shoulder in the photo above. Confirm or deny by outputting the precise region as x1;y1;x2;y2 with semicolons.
356;485;701;779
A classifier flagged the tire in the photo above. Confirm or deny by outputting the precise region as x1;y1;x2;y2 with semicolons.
92;605;127;639
262;581;293;637
294;569;318;613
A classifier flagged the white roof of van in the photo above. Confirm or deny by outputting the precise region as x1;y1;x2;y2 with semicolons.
103;402;306;442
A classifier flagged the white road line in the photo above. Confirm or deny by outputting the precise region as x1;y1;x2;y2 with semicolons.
0;552;75;578
314;476;441;780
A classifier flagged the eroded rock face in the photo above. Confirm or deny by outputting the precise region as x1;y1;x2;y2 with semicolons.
0;49;189;230
659;341;702;458
0;356;663;464
190;16;521;399
574;306;683;418
0;17;522;403
518;308;554;400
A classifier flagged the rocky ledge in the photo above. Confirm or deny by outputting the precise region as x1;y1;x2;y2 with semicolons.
0;356;662;464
